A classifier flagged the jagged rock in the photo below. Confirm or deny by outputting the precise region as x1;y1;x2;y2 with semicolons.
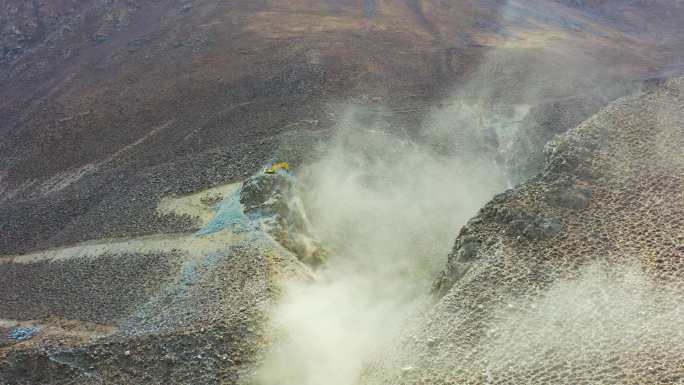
546;186;592;209
239;172;293;215
481;205;562;240
521;216;562;240
239;170;327;266
491;206;530;223
456;240;481;262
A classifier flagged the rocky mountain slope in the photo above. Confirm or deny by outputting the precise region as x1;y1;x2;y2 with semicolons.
0;177;312;384
364;77;684;385
2;0;684;255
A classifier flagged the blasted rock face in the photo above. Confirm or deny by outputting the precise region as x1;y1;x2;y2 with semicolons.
239;170;327;266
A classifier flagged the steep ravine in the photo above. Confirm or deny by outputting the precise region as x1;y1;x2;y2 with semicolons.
250;119;507;385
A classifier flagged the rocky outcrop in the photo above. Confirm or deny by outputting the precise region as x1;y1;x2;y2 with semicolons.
240;168;327;266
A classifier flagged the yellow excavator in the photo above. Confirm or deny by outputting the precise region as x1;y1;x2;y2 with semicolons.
264;162;290;174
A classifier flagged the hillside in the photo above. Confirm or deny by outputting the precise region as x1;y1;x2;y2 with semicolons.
2;0;684;255
365;77;684;385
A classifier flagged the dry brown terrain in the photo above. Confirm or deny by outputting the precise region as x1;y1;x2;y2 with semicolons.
2;0;683;255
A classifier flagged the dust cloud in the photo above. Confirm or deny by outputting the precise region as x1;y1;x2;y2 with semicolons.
251;3;666;383
252;105;506;385
481;263;684;374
